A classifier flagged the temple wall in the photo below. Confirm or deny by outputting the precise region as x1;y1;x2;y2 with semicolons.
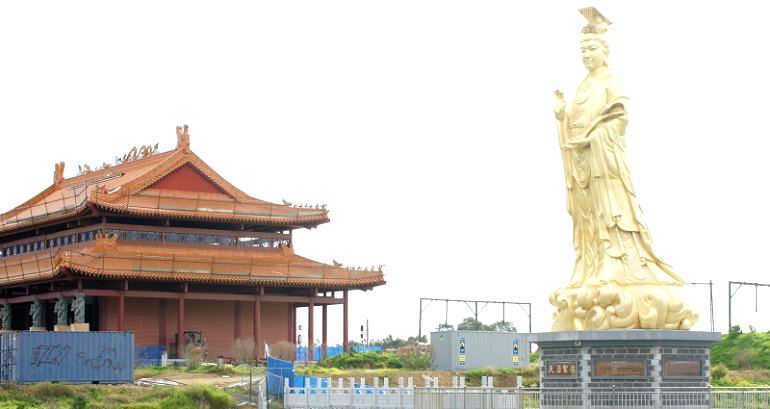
100;297;291;359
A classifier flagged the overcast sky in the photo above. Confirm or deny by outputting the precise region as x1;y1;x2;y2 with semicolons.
2;1;770;345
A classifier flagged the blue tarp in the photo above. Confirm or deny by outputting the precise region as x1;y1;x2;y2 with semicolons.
267;356;294;397
135;345;165;368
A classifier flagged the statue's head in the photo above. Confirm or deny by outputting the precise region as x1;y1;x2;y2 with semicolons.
581;29;609;72
578;7;611;73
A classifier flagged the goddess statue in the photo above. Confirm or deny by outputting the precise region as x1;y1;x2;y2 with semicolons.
0;301;11;330
54;295;69;326
549;8;698;331
71;294;86;324
29;298;43;328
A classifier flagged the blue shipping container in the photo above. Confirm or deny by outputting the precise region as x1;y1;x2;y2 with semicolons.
0;331;134;384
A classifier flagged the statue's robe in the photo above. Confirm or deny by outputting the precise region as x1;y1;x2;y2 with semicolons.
563;69;686;288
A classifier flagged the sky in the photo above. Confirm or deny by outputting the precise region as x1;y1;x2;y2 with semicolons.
2;1;770;346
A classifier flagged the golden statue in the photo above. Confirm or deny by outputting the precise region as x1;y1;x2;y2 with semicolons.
549;7;698;331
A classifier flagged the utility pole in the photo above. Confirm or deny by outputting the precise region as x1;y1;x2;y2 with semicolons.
728;281;770;333
418;298;423;339
691;281;715;332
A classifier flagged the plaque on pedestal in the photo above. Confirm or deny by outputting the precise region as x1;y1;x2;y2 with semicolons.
70;323;90;332
534;330;722;408
29;326;46;332
54;324;71;332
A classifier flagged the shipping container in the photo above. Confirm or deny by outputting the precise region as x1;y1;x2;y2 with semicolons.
430;330;532;371
0;331;134;384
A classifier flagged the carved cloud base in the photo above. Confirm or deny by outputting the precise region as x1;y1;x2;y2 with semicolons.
550;282;698;331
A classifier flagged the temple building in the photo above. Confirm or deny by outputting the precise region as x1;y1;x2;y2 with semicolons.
0;125;385;360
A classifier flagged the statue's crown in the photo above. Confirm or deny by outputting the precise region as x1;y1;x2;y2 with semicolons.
579;7;611;34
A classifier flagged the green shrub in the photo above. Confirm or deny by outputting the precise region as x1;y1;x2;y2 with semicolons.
318;351;430;370
711;363;729;380
712;331;770;370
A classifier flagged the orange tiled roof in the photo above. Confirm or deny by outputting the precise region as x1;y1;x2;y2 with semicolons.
0;237;385;289
0;134;329;233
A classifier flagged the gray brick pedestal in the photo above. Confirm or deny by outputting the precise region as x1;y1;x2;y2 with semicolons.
533;330;721;408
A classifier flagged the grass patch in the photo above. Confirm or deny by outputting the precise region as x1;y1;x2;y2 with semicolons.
134;364;260;379
0;384;236;409
462;366;540;387
317;350;429;370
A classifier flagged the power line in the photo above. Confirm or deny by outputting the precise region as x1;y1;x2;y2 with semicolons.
418;297;532;338
728;281;770;332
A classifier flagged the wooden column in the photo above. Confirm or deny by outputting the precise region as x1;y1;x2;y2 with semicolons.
234;302;241;340
288;303;294;342
254;287;262;360
308;298;315;361
118;281;127;331
159;299;167;347
343;290;349;352
178;283;187;355
322;304;328;359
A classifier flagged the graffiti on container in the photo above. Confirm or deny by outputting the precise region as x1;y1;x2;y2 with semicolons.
30;344;72;367
76;347;126;372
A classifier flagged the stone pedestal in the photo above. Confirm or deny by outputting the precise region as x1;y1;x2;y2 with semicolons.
70;323;90;332
54;324;71;332
29;327;46;332
534;330;721;408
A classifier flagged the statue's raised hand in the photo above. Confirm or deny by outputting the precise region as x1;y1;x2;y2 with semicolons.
554;90;566;121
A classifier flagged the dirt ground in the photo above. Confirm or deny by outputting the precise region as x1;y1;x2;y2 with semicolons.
162;372;257;387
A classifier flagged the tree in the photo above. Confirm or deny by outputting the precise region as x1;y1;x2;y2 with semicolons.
490;321;517;332
456;317;516;332
457;317;492;331
371;335;407;349
437;323;454;331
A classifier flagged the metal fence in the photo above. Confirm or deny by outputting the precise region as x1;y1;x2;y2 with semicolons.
412;387;770;409
285;385;770;409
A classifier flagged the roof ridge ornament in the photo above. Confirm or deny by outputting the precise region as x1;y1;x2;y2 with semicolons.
77;143;159;176
176;124;191;151
53;162;65;185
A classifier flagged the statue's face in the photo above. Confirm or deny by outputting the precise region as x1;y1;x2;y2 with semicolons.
580;39;606;72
